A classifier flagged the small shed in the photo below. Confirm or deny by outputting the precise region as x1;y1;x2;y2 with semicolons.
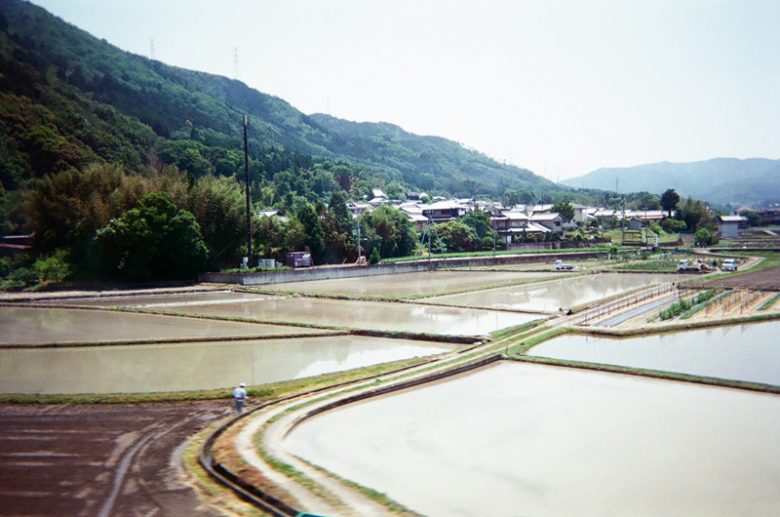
719;215;748;239
285;251;313;268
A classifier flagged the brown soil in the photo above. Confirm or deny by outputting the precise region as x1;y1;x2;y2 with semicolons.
701;267;780;291
0;401;231;517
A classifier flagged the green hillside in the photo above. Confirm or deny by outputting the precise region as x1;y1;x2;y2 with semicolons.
0;0;561;221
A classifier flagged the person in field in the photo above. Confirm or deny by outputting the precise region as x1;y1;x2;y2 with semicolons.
232;383;248;413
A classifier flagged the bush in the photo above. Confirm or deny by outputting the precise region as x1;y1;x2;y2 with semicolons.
662;218;686;232
369;247;381;264
33;249;72;284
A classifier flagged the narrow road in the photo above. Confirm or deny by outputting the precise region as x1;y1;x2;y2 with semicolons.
597;294;676;328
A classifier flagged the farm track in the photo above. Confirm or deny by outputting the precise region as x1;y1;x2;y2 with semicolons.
205;324;547;516
0;401;229;517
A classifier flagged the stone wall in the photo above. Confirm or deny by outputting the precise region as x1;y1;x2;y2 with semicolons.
200;250;609;286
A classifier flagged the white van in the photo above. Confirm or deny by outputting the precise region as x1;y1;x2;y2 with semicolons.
721;259;738;272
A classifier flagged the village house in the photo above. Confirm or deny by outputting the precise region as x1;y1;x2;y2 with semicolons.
420;200;469;222
719;215;748;239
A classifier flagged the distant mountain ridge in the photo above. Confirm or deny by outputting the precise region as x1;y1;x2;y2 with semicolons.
563;158;780;206
0;0;557;199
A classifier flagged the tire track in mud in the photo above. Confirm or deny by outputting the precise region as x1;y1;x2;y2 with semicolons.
0;402;228;517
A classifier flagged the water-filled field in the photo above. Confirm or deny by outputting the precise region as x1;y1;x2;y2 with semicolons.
422;272;676;312
154;294;540;336
259;270;556;298
0;335;457;394
285;362;780;516
0;306;324;346
529;321;780;385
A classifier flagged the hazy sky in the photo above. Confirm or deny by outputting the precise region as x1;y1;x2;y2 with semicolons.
32;0;780;181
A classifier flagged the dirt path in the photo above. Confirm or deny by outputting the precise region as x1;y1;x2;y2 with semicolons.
0;401;229;517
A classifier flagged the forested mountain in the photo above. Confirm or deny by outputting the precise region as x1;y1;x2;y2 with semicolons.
563;158;780;207
0;0;559;218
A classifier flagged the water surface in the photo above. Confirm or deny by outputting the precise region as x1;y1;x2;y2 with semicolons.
529;321;780;385
423;273;676;312
158;295;540;336
261;270;555;298
285;362;780;516
0;335;456;394
0;306;320;345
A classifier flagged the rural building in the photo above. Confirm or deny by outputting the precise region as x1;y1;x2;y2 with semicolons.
421;200;469;222
719;215;748;239
530;213;563;232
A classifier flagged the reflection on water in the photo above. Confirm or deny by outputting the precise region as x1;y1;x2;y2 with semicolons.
262;270;555;297
530;321;780;385
424;273;675;312
0;306;310;345
159;296;539;336
0;336;457;394
285;362;780;516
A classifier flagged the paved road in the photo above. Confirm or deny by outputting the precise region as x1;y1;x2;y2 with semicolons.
597;294;676;328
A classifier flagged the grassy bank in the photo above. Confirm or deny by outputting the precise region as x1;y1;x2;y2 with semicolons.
0;356;431;405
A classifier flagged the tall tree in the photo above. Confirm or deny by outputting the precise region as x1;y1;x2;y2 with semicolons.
94;192;208;280
660;188;680;218
296;202;326;263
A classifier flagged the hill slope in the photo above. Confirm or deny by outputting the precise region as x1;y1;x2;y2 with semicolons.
0;0;556;200
563;158;780;206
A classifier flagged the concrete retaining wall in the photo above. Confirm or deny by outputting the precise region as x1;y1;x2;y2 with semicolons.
200;250;609;286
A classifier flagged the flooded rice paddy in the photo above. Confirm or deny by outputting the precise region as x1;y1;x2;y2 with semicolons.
422;272;676;312
285;361;780;516
152;294;540;336
0;335;457;394
0;306;324;346
529;321;780;385
259;270;556;298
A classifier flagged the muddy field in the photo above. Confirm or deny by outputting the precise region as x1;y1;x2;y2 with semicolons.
701;267;780;290
0;401;228;517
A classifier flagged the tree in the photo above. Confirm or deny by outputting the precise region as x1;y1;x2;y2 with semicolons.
694;227;717;247
461;210;493;240
677;196;715;232
660;188;680;218
296;202;326;263
434;220;479;252
186;176;245;269
552;201;575;224
94;192;208;280
361;206;416;259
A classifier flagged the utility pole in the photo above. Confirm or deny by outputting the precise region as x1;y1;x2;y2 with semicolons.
243;115;253;263
620;195;626;246
492;211;497;258
427;214;433;270
356;213;362;263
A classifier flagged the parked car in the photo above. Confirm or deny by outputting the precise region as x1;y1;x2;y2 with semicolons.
677;259;701;273
721;258;738;272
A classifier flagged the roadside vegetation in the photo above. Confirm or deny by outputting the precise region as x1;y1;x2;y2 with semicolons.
659;289;719;320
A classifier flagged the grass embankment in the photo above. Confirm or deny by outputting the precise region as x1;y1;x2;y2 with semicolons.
382;246;615;263
182;422;270;517
502;323;780;395
759;293;780;311
215;324;542;516
0;356;431;405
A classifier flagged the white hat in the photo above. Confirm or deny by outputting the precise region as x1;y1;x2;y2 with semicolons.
239;382;245;387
